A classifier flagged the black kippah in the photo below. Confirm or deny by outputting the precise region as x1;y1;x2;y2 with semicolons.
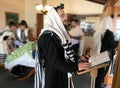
59;3;64;9
54;3;64;11
3;36;9;41
111;14;114;19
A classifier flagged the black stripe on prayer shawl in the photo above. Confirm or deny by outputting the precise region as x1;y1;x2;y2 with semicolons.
63;44;68;48
67;42;73;50
63;44;75;62
67;54;74;59
66;51;74;56
66;49;74;54
65;47;73;52
63;42;72;50
64;46;73;51
68;42;72;47
65;49;74;55
63;40;69;46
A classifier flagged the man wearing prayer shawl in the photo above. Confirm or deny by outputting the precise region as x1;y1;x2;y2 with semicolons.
93;16;118;88
35;4;91;88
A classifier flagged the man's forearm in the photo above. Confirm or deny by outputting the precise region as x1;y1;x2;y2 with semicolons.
70;35;81;40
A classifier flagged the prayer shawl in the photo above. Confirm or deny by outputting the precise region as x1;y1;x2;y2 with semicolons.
0;41;9;63
16;28;28;43
0;31;13;42
93;16;114;54
34;7;75;88
0;41;9;54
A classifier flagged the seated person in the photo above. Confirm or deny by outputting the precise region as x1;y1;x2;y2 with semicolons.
16;20;29;45
93;16;118;88
69;19;84;55
7;41;36;78
0;21;18;42
0;36;15;63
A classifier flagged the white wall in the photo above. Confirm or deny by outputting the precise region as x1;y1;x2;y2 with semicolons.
0;0;25;30
48;0;104;14
25;0;42;36
85;16;101;30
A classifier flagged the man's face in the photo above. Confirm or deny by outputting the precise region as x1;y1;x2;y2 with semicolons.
57;9;67;25
71;21;77;28
9;26;17;32
6;36;13;45
20;25;26;30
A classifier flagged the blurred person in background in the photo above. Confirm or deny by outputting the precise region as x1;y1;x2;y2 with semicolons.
69;19;84;56
93;16;118;88
16;20;29;45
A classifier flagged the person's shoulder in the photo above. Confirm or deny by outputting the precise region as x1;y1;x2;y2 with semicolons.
39;32;51;39
106;29;113;34
105;29;113;36
38;31;61;42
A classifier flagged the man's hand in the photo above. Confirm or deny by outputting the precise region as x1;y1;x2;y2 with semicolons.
70;35;82;40
80;56;88;60
11;48;16;51
79;36;82;39
78;62;91;71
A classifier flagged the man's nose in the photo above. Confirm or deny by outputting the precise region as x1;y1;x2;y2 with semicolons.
65;15;67;20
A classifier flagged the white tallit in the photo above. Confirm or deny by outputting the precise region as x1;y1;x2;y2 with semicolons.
93;16;114;54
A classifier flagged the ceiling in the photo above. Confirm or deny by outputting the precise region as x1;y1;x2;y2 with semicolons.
86;0;107;5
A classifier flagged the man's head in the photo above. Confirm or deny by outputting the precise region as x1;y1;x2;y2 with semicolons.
19;20;28;30
71;19;79;28
9;22;17;32
3;36;13;45
54;4;67;25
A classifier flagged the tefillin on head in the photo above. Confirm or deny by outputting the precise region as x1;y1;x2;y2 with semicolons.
54;3;64;11
111;14;114;19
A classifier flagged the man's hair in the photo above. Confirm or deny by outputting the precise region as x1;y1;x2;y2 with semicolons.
19;20;28;28
8;21;17;27
54;3;64;11
71;19;79;24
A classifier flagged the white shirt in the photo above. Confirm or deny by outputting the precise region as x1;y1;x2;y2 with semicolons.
69;25;82;45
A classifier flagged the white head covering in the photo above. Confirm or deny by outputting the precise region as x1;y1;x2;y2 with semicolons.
93;16;114;54
0;31;13;42
40;7;71;44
